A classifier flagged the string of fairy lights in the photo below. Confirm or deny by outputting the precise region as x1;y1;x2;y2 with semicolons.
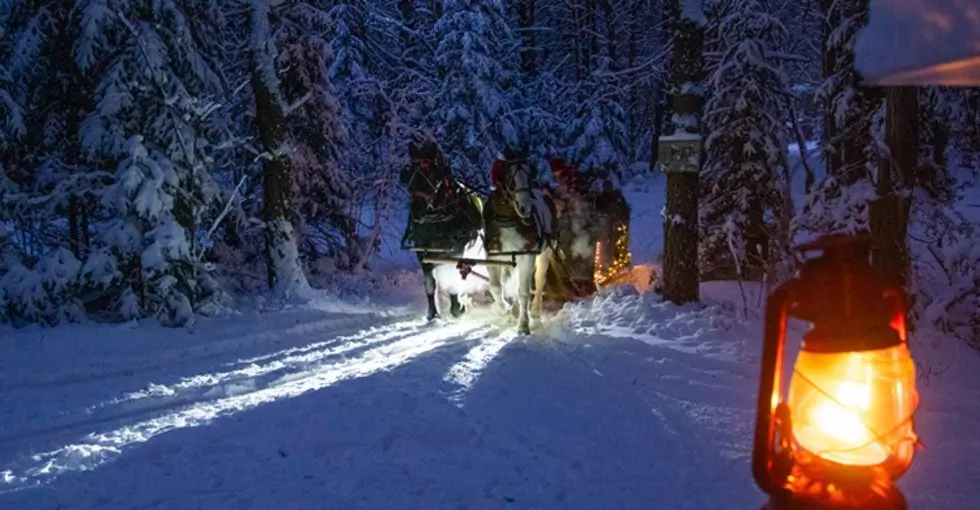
593;222;631;286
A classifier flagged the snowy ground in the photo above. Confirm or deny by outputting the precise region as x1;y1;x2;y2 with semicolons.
1;283;977;509
1;169;978;509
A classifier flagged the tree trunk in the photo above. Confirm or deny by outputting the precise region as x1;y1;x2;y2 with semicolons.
398;0;415;54
68;195;80;259
586;0;598;71
745;197;768;280
627;0;638;156
518;0;537;75
650;79;667;169
600;0;617;67
81;204;90;256
662;4;703;305
250;2;311;300
870;87;917;314
819;0;842;176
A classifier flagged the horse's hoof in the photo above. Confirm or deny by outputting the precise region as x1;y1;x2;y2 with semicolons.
450;303;466;318
518;324;531;335
426;313;441;323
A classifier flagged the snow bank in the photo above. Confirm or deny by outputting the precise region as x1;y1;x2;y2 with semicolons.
563;284;752;364
856;0;980;84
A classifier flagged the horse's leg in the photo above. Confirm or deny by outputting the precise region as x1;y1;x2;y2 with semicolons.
419;255;439;321
532;247;552;319
449;292;466;318
516;255;535;335
487;266;508;317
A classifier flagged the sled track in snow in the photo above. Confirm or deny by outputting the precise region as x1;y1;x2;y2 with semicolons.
0;312;403;393
0;318;504;491
0;317;434;447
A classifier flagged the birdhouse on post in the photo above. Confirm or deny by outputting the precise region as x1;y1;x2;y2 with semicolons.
657;133;703;174
857;0;980;85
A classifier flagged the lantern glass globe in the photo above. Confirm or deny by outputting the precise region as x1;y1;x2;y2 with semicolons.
787;343;918;476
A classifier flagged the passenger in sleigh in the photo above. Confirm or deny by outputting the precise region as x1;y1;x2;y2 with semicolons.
548;158;593;200
595;179;629;222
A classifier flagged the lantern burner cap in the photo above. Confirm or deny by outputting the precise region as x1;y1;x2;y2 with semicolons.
789;234;902;352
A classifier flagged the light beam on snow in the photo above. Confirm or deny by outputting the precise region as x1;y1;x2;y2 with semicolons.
231;319;420;366
0;322;483;491
103;320;424;406
442;330;517;407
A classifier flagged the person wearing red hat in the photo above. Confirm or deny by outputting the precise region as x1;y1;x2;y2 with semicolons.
549;158;591;197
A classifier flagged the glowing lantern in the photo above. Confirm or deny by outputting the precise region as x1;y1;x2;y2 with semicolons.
752;235;919;509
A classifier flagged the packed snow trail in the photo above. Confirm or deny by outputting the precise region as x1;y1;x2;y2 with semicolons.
1;285;979;509
0;312;493;491
0;304;759;509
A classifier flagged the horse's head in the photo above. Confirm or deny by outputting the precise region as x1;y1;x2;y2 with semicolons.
496;146;536;220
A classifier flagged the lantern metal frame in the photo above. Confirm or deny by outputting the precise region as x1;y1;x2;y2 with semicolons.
752;234;917;510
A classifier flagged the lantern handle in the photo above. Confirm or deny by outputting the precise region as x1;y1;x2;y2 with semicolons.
752;279;795;495
884;286;909;344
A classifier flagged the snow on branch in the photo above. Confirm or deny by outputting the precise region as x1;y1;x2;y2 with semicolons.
682;0;707;28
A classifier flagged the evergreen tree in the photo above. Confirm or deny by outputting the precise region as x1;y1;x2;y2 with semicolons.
797;0;880;236
431;0;521;187
563;78;630;178
327;0;406;271
275;1;352;273
701;0;791;281
74;0;229;325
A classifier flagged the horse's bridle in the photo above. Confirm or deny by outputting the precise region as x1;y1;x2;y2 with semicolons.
498;158;536;221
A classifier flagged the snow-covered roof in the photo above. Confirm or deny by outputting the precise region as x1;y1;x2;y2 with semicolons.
856;0;980;85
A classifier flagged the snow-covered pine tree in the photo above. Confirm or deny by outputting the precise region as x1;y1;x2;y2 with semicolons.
396;0;438;74
701;0;791;282
796;0;880;236
327;0;407;272
276;1;352;275
530;0;633;179
431;0;521;188
0;1;107;309
563;78;630;179
76;0;232;325
0;0;231;326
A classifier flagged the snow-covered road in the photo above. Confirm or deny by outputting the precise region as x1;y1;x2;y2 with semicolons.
1;285;978;509
0;294;759;509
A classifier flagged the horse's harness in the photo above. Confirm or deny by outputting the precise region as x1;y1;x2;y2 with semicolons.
406;157;486;233
492;158;538;228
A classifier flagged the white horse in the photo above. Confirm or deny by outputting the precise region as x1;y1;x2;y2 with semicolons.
484;152;556;335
